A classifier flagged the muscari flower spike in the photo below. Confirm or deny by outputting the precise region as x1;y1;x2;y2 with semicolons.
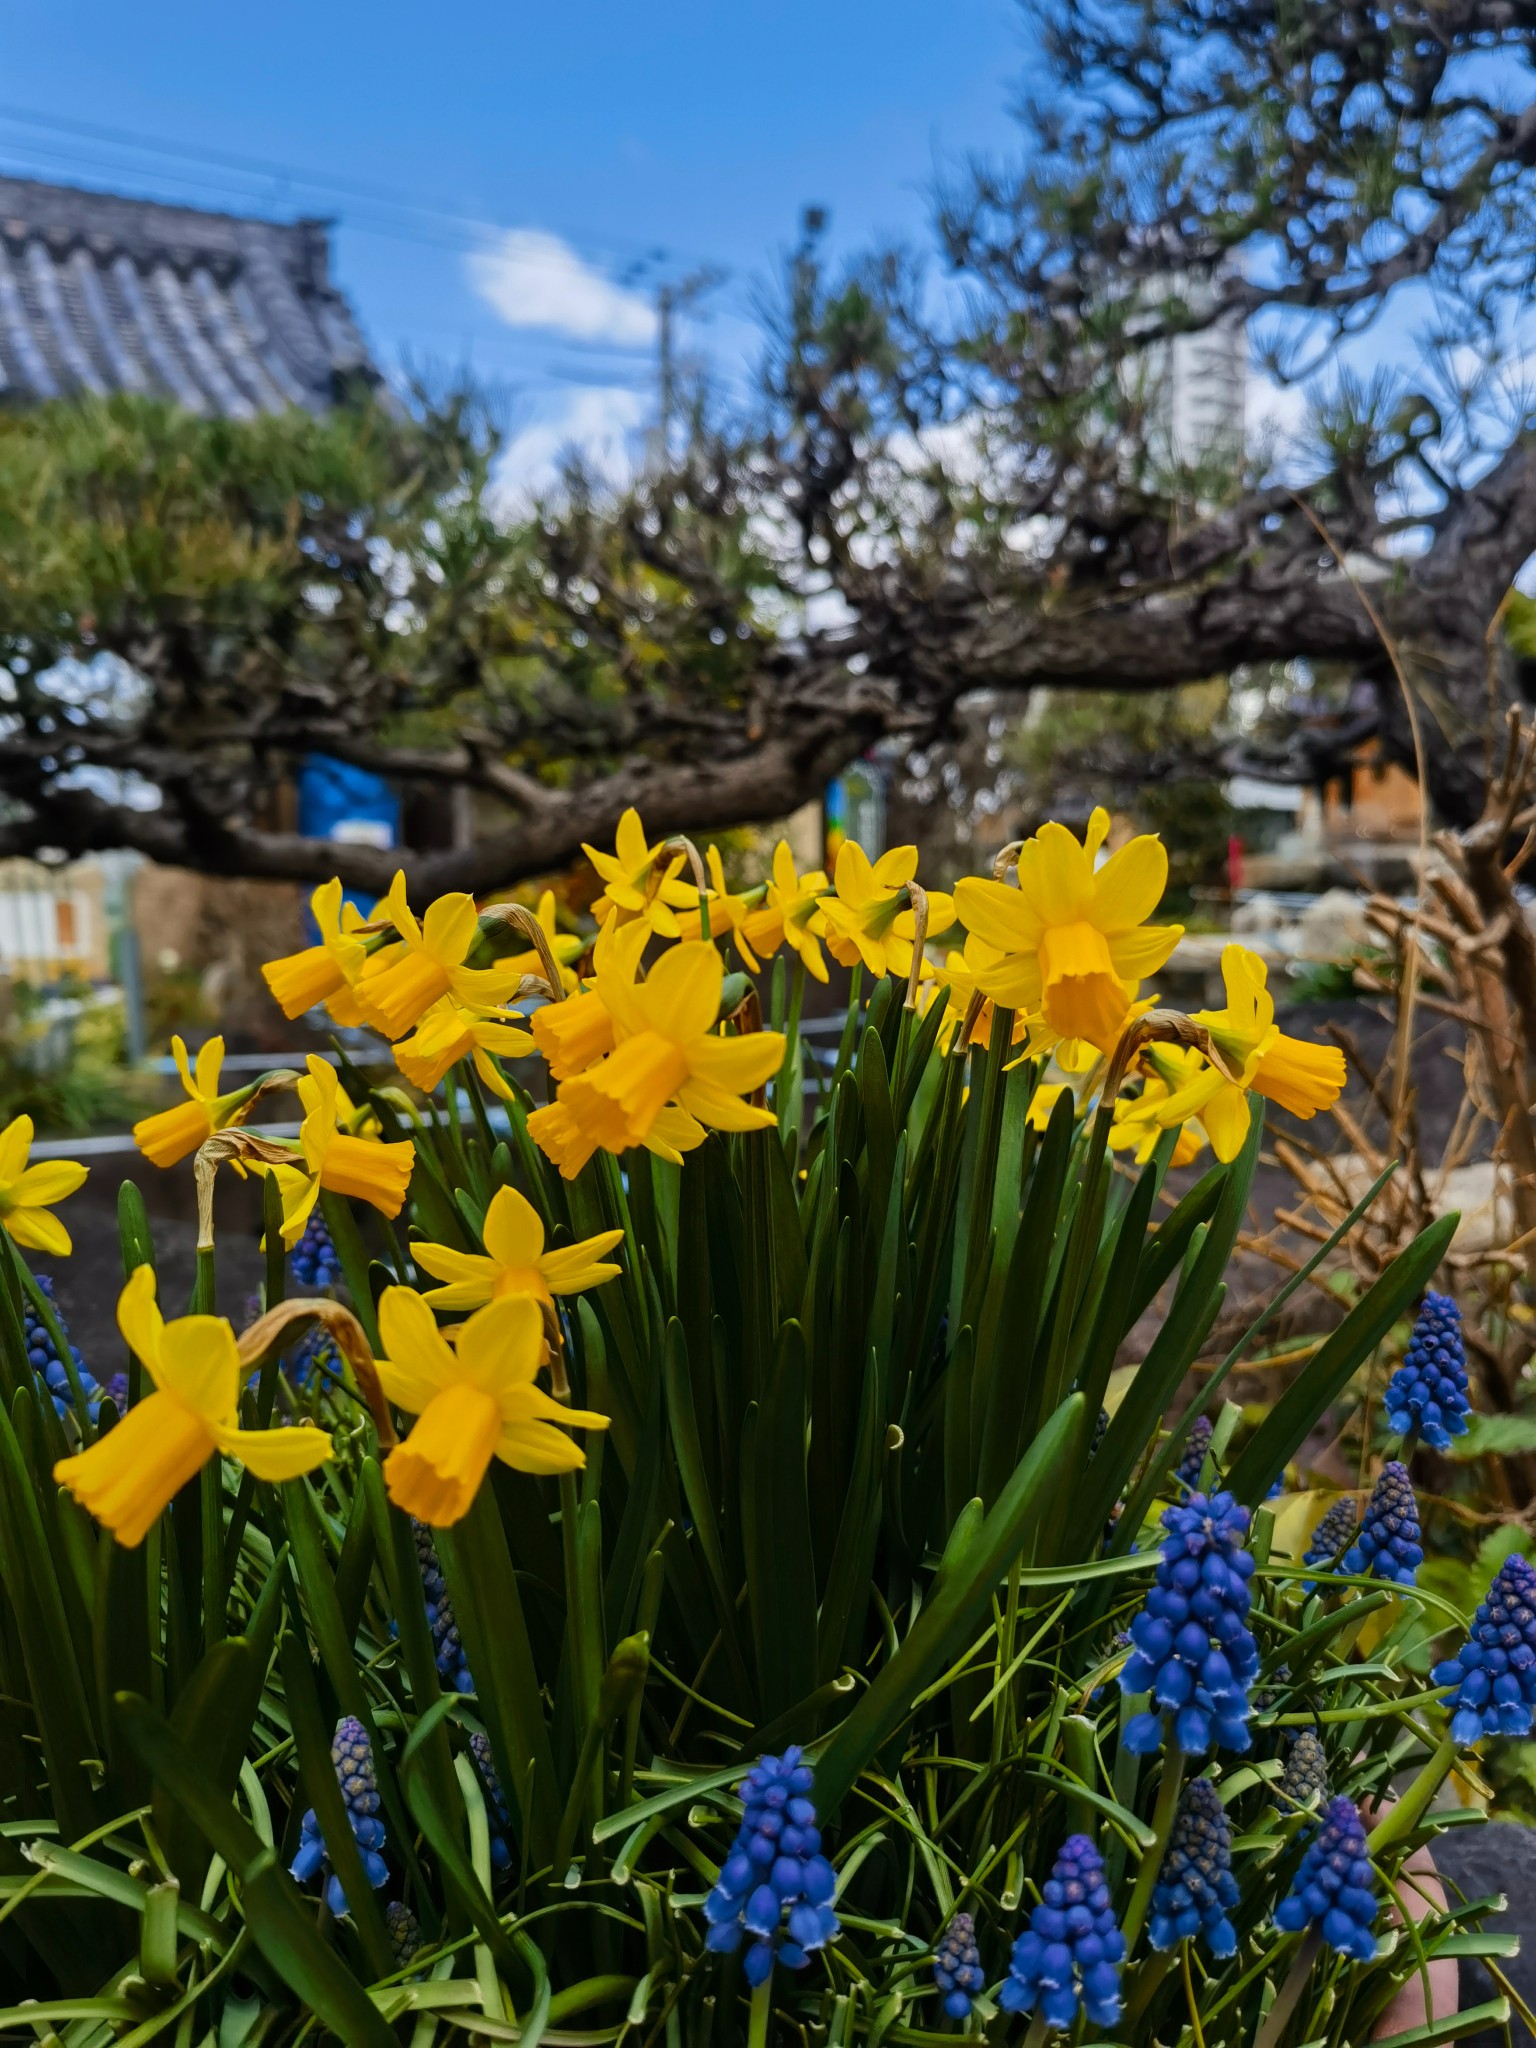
289;1716;389;1918
703;1748;839;1986
1304;1497;1358;1577
414;1522;475;1693
1341;1462;1422;1587
1279;1730;1329;1809
1273;1795;1378;1962
386;1900;422;1965
1432;1551;1536;1746
1175;1414;1215;1492
469;1729;512;1871
290;1212;343;1291
933;1910;983;2022
999;1834;1124;2031
23;1275;110;1420
1385;1292;1469;1451
1148;1777;1239;1960
1120;1490;1259;1756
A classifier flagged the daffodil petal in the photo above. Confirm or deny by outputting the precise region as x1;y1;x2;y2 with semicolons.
954;877;1043;955
494;1421;587;1474
376;1286;455;1402
481;1186;546;1269
1091;836;1169;930
674;1077;778;1131
636;941;724;1044
686;1030;786;1095
156;1317;241;1422
454;1294;545;1391
3;1207;72;1255
9;1159;88;1207
215;1420;334;1480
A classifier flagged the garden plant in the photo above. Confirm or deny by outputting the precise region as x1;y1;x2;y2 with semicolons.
0;812;1514;2045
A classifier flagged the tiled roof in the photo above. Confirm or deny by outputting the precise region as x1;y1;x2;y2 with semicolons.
0;175;378;416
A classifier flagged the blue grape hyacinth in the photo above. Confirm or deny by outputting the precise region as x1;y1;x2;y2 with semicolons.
1175;1414;1215;1491
1148;1777;1239;1959
1303;1497;1358;1578
932;1911;983;2022
998;1834;1124;2031
703;1749;839;1985
415;1522;475;1692
1273;1795;1377;1961
1120;1490;1259;1756
23;1276;107;1419
290;1211;342;1290
1341;1463;1422;1586
289;1716;389;1917
1385;1292;1468;1450
1432;1551;1536;1746
386;1900;422;1965
468;1729;511;1870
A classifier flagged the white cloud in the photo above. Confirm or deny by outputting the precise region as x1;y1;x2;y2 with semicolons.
489;386;648;505
467;230;657;346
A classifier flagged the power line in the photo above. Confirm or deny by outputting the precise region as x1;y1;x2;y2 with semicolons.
0;102;722;275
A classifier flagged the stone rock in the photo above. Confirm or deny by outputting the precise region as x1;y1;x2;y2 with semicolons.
1295;886;1373;962
1432;1821;1534;2044
1232;891;1284;936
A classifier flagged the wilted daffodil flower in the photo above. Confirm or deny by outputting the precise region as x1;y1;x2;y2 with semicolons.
584;807;687;939
54;1266;333;1547
133;1035;265;1169
0;1114;87;1255
270;1058;415;1244
393;998;534;1100
954;809;1183;1050
413;1184;623;1311
554;940;785;1155
493;888;584;994
1139;944;1346;1162
355;875;527;1041
819;843;954;979
376;1286;608;1524
262;877;383;1021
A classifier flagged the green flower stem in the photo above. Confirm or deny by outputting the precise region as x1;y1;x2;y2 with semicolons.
1021;2013;1051;2048
1365;1733;1459;1855
746;1972;773;2048
1122;1948;1177;2032
1120;1742;1184;1955
1252;1928;1322;2048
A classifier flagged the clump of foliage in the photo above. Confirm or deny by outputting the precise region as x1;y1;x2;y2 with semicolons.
0;813;1509;2046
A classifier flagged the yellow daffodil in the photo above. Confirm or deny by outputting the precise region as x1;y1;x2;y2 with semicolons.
819;842;954;979
527;1098;706;1180
935;944;1030;1052
354;874;525;1041
1025;1082;1073;1130
269;1057;415;1244
132;1035;263;1169
739;841;832;983
584;807;687;938
530;919;647;1082
375;1286;608;1524
0;1115;87;1256
54;1266;332;1547
954;809;1183;1050
668;845;764;967
262;879;387;1021
394;999;534;1100
1138;945;1347;1162
557;941;784;1153
1110;1060;1208;1167
412;1185;623;1310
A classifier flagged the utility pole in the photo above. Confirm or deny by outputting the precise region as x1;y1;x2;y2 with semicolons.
648;264;725;471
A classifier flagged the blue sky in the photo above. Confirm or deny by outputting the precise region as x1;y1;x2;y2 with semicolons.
5;1;1029;485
